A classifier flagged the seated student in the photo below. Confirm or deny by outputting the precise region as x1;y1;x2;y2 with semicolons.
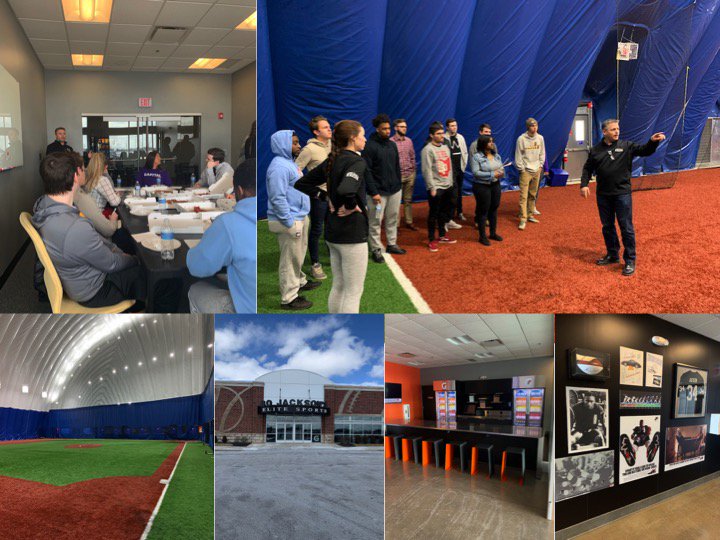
85;153;121;211
195;147;234;188
186;159;257;313
32;152;146;309
136;151;172;187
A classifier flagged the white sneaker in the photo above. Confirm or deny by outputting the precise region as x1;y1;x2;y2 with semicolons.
528;216;540;223
446;220;462;230
311;263;327;280
518;221;526;230
533;208;541;215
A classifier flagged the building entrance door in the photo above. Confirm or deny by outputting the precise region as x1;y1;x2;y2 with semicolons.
565;104;592;182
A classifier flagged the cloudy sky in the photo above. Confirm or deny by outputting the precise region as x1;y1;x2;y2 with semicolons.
213;315;384;385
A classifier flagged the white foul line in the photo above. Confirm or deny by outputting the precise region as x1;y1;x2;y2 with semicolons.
383;254;433;314
140;442;188;540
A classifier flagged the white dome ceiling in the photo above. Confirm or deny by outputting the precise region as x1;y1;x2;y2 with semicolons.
0;314;214;412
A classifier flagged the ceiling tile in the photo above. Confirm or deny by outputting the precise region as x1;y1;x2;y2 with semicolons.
103;56;136;68
108;24;152;43
138;43;178;57
66;22;110;42
183;27;226;46
68;41;106;54
206;45;240;58
162;57;196;68
105;42;143;56
37;53;72;67
217;29;256;48
134;56;165;68
156;2;213;27
232;46;254;59
8;0;63;20
30;38;70;54
217;0;258;5
19;19;67;40
172;44;210;58
198;4;255;29
111;0;164;25
131;66;160;71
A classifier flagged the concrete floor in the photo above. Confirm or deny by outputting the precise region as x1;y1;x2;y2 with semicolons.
0;245;50;313
215;444;384;540
385;458;553;540
576;476;720;540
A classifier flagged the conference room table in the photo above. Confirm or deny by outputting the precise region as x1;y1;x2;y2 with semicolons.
116;196;204;312
385;418;546;479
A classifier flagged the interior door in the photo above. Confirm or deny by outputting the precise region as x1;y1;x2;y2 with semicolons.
422;385;436;420
565;105;592;182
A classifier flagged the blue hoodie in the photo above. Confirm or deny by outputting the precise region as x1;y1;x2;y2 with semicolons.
266;130;309;227
186;196;257;313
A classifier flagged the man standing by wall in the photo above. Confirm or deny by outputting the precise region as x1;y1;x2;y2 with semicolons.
295;115;332;280
46;127;73;155
515;118;545;230
445;118;468;226
363;113;406;263
580;119;665;276
390;118;417;231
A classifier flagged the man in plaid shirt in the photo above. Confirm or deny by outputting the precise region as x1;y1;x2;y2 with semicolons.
391;118;417;230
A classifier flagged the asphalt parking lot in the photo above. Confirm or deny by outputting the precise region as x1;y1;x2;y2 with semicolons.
215;444;384;540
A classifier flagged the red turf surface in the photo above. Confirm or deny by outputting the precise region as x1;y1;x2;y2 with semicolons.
391;168;720;313
0;442;184;539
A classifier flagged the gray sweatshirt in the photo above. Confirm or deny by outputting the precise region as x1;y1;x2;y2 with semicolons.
32;195;137;302
421;143;454;191
515;132;546;172
200;161;235;187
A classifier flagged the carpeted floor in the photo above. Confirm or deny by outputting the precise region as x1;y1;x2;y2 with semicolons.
393;168;720;313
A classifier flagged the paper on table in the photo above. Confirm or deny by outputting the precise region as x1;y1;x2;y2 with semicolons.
185;238;201;248
132;231;158;243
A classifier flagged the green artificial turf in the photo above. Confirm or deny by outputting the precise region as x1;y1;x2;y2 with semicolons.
147;442;214;540
0;439;175;486
257;220;417;313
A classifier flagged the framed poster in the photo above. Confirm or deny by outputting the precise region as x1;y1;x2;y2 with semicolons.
645;353;663;388
618;415;661;484
619;389;661;411
619;347;644;386
568;348;611;381
555;451;615;502
566;387;609;454
672;363;708;418
664;424;706;471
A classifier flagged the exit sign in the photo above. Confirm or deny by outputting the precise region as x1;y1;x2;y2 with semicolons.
138;97;152;108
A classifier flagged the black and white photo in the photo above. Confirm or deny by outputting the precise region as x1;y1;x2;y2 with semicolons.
566;386;609;454
555;451;615;502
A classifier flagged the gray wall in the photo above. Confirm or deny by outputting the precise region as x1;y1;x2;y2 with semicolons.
231;61;256;165
420;356;555;434
44;71;233;157
0;0;47;276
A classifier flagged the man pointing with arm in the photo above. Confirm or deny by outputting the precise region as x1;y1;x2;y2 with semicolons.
580;118;665;276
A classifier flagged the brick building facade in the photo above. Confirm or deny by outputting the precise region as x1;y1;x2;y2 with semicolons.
215;369;383;445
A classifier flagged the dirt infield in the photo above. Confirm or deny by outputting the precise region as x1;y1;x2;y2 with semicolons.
0;442;184;539
0;439;59;446
64;444;103;449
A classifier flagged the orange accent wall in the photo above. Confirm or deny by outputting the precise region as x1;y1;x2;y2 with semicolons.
385;361;423;422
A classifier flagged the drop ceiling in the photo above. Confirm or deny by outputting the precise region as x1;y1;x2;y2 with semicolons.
0;314;214;411
385;314;554;368
8;0;256;73
653;314;720;342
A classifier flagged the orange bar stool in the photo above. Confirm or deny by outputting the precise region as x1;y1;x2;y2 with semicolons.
402;438;412;461
474;442;494;477
444;443;454;470
432;439;445;467
411;437;423;464
422;440;432;466
392;435;404;461
384;436;393;459
501;446;525;485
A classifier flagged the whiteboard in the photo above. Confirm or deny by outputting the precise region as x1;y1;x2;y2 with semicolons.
0;64;23;172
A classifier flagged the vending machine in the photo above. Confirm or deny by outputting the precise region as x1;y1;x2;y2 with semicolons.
433;380;457;421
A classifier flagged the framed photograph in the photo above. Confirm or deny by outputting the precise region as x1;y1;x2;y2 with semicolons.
568;348;611;381
645;353;663;388
619;389;662;411
672;363;708;418
619;347;644;386
664;424;707;471
618;415;661;484
566;387;609;454
555;451;614;502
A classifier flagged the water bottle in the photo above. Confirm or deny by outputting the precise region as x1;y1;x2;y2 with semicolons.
134;179;141;197
156;176;162;185
160;218;175;261
116;174;122;188
375;202;382;222
158;195;167;212
191;172;196;185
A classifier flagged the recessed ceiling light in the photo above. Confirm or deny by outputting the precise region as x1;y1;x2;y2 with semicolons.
78;395;81;399
21;385;29;394
61;0;113;23
187;347;193;352
140;323;145;327
152;357;157;362
88;381;92;385
207;343;213;348
112;369;116;374
153;319;157;324
72;53;104;68
99;377;103;381
189;58;226;70
124;365;128;370
236;10;257;30
128;329;132;333
138;361;143;366
117;336;121;340
169;352;175;358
